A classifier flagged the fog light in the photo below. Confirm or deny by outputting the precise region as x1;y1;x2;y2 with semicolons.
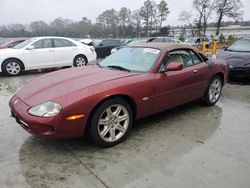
66;114;85;120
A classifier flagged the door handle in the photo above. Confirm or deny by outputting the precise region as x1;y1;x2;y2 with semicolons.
193;70;198;73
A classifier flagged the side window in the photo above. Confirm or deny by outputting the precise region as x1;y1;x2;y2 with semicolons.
33;39;53;49
13;41;23;47
54;39;76;48
8;43;15;48
190;51;202;64
165;50;193;68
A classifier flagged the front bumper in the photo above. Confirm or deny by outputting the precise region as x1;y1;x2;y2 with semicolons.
9;96;87;138
229;67;250;78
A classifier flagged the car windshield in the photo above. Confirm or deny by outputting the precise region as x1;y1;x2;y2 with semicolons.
99;47;161;72
0;39;11;46
14;38;35;49
226;38;250;52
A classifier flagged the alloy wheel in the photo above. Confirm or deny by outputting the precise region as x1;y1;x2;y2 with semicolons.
208;78;222;103
97;104;129;142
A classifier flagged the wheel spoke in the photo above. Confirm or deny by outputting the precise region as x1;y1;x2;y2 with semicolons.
214;89;220;95
110;128;116;141
106;107;113;117
116;124;125;133
114;106;122;117
101;126;110;137
117;115;128;123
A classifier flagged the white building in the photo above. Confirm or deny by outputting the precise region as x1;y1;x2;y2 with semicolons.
173;25;250;38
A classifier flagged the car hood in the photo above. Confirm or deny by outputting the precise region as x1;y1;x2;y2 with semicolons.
217;50;250;67
16;65;140;106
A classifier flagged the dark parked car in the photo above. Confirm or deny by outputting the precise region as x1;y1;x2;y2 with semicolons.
217;37;250;78
0;38;26;49
95;39;123;58
111;37;158;54
9;43;229;147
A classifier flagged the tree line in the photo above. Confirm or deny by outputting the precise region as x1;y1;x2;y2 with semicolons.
179;0;244;36
0;0;245;38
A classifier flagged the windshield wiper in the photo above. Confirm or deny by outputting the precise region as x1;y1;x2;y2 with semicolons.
107;65;131;72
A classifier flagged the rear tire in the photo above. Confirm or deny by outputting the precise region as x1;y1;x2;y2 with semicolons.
2;59;23;76
73;55;88;67
89;98;133;147
202;76;222;106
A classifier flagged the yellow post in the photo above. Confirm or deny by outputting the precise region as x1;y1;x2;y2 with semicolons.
212;39;217;55
202;39;207;54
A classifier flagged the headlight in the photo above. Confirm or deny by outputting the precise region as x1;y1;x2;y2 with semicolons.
28;101;62;117
111;48;117;53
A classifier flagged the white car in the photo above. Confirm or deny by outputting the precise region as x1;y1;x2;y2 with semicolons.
0;36;97;76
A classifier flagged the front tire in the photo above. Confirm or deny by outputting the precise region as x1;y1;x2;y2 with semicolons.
2;59;23;76
89;98;133;147
203;76;222;106
73;55;88;67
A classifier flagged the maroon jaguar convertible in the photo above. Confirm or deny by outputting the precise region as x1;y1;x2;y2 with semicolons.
9;43;229;147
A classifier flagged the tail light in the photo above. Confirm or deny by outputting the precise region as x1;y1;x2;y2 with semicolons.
90;47;95;53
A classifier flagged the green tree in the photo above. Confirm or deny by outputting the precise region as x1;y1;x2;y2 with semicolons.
97;9;119;37
140;0;154;36
30;21;49;36
157;0;170;29
218;33;226;43
132;10;142;37
119;7;131;37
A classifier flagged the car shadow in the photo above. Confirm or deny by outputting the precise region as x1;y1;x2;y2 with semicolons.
18;102;223;187
229;77;250;85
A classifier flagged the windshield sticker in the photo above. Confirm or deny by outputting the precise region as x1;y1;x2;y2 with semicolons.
143;48;160;54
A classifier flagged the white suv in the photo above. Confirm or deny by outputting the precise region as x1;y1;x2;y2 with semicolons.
0;36;97;76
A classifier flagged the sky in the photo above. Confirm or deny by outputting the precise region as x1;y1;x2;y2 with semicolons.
0;0;249;26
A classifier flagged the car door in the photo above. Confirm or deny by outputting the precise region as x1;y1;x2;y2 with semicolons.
108;40;120;55
103;40;117;56
24;39;55;69
100;40;121;57
96;40;107;57
154;49;209;112
53;38;77;66
101;40;111;57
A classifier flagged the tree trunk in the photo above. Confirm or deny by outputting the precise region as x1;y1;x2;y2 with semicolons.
216;13;223;36
146;19;149;37
197;16;202;37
